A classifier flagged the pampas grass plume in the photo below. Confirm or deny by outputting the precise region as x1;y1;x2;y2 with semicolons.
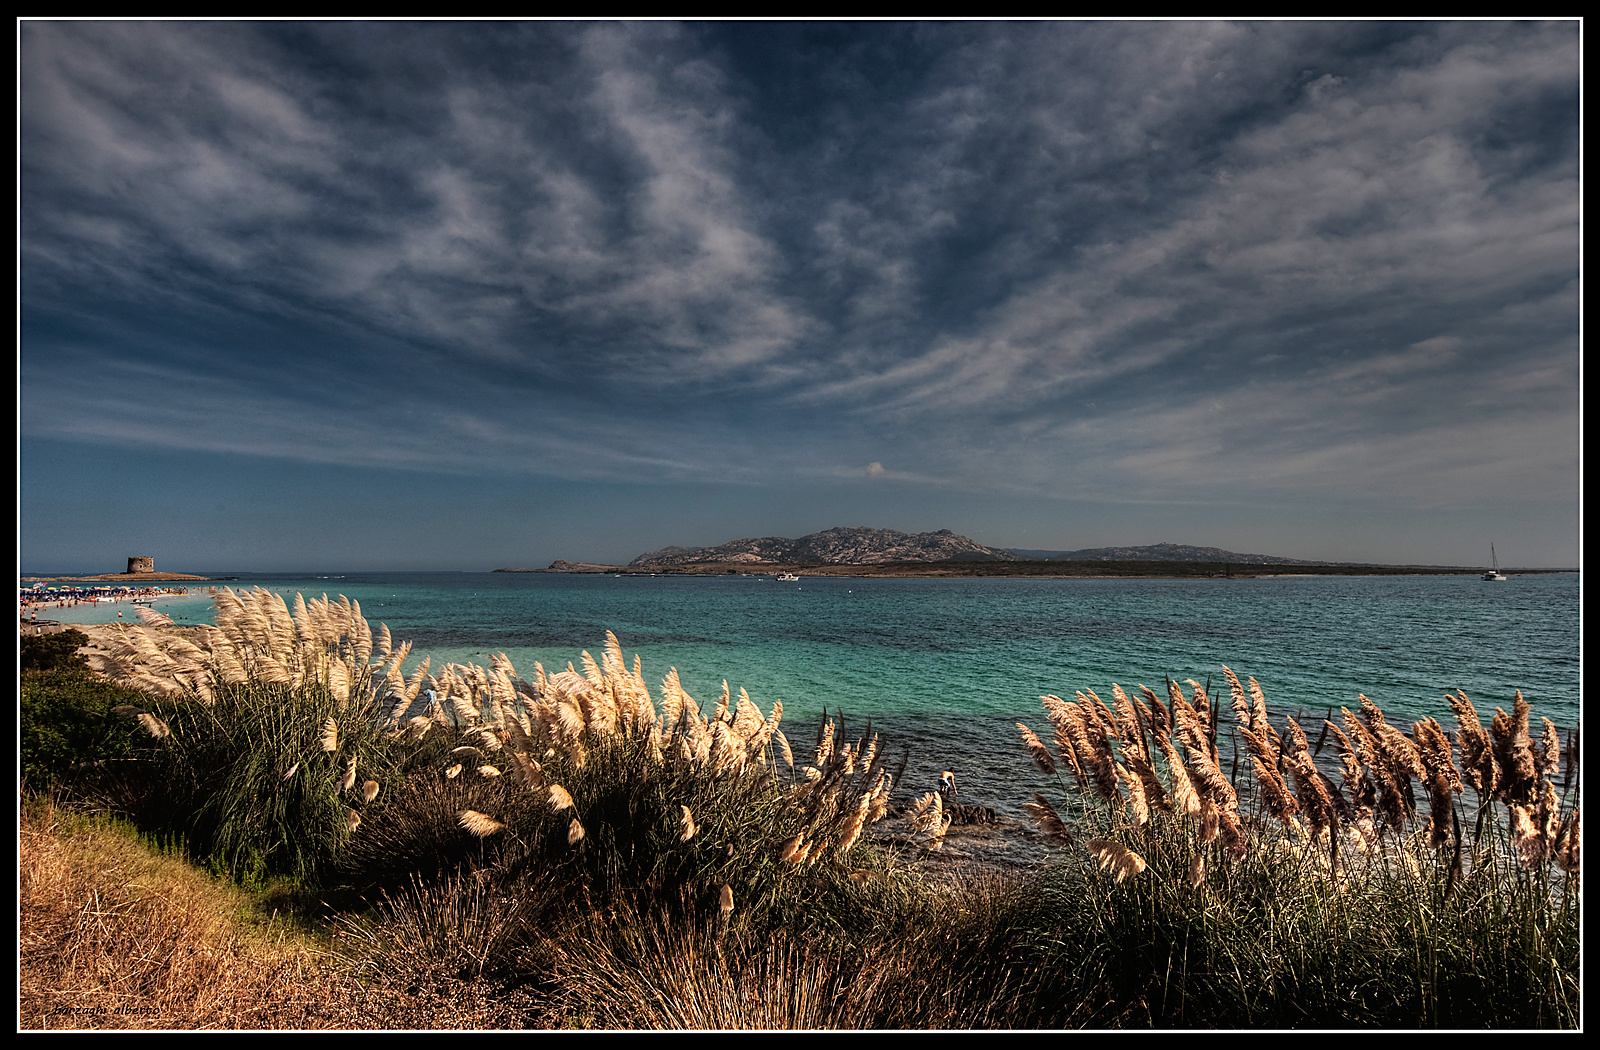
679;805;697;842
1018;722;1057;773
549;785;574;811
568;818;586;845
459;809;505;837
1023;792;1074;847
362;780;379;803
1087;839;1147;883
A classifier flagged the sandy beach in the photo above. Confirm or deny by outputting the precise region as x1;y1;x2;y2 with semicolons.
21;572;212;583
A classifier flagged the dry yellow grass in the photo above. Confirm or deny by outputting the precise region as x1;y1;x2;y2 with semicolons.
20;799;546;1030
19;799;329;1030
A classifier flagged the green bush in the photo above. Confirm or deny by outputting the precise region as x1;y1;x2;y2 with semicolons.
20;665;147;792
21;628;90;672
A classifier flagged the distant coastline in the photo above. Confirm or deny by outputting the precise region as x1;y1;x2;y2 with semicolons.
503;559;1574;579
510;527;1572;578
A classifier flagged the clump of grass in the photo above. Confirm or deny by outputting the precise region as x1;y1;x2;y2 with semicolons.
86;588;434;884
1013;672;1580;1027
95;595;909;1003
536;865;1118;1029
345;634;900;933
21;627;91;672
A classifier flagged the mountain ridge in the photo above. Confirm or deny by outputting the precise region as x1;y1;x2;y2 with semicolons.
629;526;1014;566
627;529;1314;568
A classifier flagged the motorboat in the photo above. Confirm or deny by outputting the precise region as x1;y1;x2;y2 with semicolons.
777;573;801;582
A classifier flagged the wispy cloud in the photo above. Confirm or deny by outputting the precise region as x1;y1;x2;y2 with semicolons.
20;20;1578;566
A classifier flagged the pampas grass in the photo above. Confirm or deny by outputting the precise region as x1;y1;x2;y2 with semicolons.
1015;669;1579;1028
80;588;439;884
43;586;1577;1029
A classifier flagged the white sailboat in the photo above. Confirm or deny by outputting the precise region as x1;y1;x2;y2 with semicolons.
1482;544;1508;582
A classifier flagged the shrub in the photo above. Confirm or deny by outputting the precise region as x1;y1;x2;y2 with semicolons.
21;628;89;672
21;664;147;792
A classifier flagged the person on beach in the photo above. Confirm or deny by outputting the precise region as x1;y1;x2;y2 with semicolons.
939;770;957;800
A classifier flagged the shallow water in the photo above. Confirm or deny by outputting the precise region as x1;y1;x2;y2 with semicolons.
37;570;1579;837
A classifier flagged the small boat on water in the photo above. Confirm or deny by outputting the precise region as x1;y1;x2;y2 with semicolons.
777;573;801;582
1482;544;1508;582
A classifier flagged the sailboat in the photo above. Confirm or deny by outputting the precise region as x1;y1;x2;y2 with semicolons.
1482;544;1508;582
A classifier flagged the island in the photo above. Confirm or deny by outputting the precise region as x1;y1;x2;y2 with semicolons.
503;527;1572;579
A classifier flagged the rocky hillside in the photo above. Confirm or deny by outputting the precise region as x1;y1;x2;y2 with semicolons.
629;527;1015;566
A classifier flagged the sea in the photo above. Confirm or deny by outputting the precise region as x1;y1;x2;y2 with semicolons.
38;569;1579;828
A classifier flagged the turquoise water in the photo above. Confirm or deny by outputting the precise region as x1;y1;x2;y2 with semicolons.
38;571;1579;820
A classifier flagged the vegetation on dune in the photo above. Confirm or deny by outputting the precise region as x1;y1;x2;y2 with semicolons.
18;588;1581;1029
22;629;149;792
1015;672;1580;1027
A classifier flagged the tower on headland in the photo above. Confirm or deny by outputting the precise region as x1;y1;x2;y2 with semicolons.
126;556;155;574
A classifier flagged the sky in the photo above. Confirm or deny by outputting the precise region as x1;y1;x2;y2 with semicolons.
19;20;1581;572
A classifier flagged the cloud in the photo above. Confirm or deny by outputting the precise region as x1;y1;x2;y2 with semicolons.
19;20;1578;540
796;22;1575;423
22;22;818;387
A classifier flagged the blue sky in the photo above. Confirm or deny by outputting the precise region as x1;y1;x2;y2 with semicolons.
20;20;1580;572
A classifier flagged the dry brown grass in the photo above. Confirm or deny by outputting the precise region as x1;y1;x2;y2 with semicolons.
19;798;540;1030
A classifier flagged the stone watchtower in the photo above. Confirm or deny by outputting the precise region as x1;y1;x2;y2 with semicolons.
127;556;155;574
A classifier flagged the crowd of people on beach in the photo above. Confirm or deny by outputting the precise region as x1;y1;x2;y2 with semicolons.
20;584;189;622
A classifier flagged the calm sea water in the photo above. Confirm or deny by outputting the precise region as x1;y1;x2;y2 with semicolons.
41;571;1580;824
